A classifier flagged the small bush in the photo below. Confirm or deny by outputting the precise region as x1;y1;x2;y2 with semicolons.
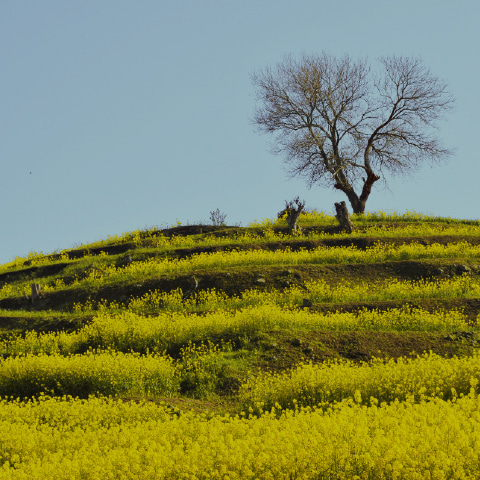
209;208;227;226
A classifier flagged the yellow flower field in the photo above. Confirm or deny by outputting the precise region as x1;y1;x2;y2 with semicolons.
1;394;480;479
0;351;177;398
239;352;480;413
1;212;480;478
0;305;470;357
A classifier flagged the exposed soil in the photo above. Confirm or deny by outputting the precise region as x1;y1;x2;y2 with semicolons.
253;330;479;372
0;262;72;285
0;314;92;337
167;235;480;261
309;298;480;324
2;259;478;314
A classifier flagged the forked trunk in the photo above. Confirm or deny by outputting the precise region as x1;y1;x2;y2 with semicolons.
349;197;366;215
334;172;380;214
335;186;365;214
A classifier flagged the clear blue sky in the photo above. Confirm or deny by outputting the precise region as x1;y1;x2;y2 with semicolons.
1;0;478;264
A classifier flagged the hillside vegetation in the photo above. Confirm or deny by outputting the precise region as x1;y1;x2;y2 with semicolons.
1;210;480;479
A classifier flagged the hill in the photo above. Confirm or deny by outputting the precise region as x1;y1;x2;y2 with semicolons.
1;210;480;478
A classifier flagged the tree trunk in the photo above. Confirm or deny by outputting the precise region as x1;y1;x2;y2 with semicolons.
349;196;366;215
334;202;355;233
358;172;380;212
335;186;365;214
334;171;380;214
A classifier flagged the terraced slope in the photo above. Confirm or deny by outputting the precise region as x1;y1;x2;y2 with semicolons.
1;211;480;478
1;214;479;364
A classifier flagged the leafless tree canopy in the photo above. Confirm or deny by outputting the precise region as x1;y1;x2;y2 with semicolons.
252;53;454;213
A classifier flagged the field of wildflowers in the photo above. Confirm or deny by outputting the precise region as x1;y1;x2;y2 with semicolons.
1;394;480;479
0;306;471;359
0;211;480;478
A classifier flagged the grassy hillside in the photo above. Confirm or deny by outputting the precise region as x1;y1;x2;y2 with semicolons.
1;210;480;478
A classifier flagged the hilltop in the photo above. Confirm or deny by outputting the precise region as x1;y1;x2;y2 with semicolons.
1;210;479;411
3;210;480;477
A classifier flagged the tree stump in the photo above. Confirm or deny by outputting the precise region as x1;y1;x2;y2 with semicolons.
334;201;355;233
279;197;306;234
182;276;199;300
31;283;41;303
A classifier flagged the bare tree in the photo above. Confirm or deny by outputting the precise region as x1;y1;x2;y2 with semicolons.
252;53;454;213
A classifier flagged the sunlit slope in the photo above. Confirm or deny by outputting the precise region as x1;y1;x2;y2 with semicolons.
1;210;479;368
1;211;480;478
1;212;480;314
